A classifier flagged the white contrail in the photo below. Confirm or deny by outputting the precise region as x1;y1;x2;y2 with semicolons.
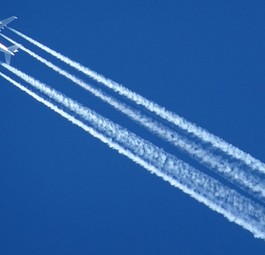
1;69;265;240
8;27;265;175
2;34;265;201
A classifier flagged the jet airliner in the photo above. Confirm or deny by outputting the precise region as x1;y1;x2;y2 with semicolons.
0;16;18;65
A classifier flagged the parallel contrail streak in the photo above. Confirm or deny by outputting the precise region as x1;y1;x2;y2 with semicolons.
2;34;265;201
8;27;265;175
2;69;265;240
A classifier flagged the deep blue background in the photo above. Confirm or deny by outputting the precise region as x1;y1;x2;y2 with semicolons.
1;1;265;254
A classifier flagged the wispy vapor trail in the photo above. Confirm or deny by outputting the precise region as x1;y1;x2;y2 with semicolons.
2;33;265;201
8;27;265;175
2;69;265;240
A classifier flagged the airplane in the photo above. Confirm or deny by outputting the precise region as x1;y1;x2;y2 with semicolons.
0;16;17;31
0;16;18;64
0;43;19;65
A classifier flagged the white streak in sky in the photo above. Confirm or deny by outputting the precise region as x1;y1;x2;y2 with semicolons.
8;27;265;175
2;69;265;240
2;33;265;201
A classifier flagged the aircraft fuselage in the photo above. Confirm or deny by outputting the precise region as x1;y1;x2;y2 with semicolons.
0;16;18;64
0;43;14;56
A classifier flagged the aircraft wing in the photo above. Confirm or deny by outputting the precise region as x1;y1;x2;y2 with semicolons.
4;52;11;65
0;16;17;31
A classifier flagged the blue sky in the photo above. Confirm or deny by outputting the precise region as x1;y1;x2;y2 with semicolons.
1;1;265;254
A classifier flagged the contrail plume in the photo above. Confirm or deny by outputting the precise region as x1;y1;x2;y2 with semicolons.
2;34;265;201
8;27;265;175
1;69;265;240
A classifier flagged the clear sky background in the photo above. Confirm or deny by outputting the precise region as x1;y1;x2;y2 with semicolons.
1;1;265;254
